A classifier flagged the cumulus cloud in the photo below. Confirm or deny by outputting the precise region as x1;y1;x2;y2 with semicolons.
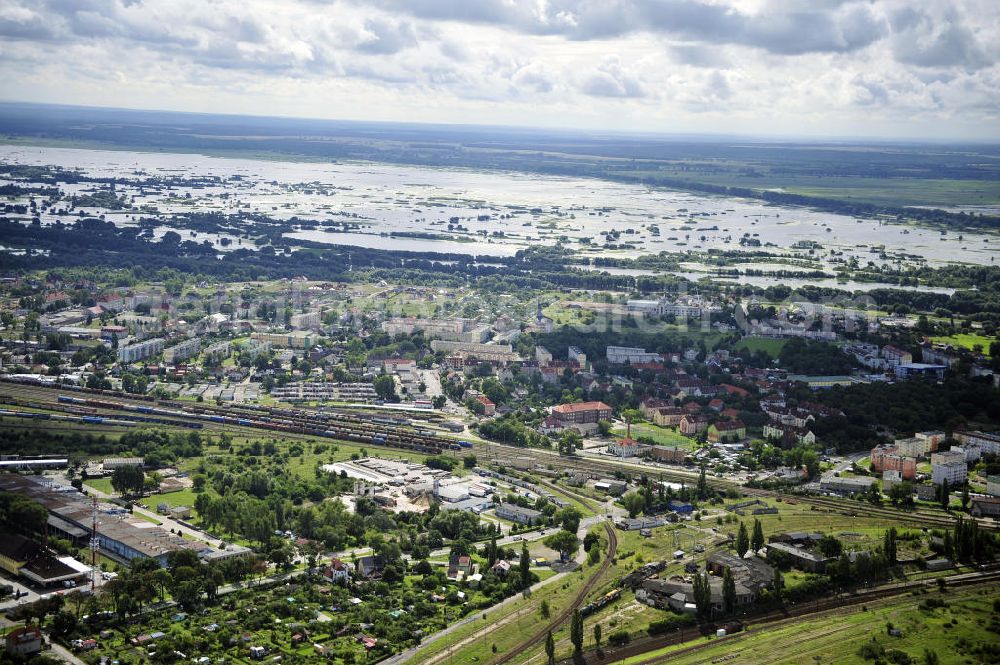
0;0;995;138
580;56;646;98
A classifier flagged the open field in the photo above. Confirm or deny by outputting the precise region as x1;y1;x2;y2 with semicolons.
733;337;789;358
930;332;996;351
617;584;1000;665
612;422;695;449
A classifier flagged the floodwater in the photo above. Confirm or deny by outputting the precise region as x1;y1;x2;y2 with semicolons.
2;145;996;281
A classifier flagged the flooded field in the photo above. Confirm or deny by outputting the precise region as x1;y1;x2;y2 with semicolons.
2;145;997;279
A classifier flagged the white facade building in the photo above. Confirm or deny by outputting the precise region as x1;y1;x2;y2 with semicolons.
931;450;967;486
117;338;164;364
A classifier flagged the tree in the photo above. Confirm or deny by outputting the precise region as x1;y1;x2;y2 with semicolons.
559;430;582;456
735;522;749;558
923;649;940;665
570;609;584;656
722;567;736;615
50;610;77;638
544;530;580;562
751;518;764;554
556;506;582;534
593;623;602;652
110;464;145;499
540;599;550;619
866;482;882;505
621;492;645;518
961;484;970;511
772;568;784;604
520;542;531;590
373;374;396;401
697;465;708;499
817;534;843;558
940;478;950;510
883;527;898;566
692;572;712;621
888;481;914;507
545;630;556;665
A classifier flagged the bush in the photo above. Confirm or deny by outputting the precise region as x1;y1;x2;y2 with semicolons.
919;598;948;611
647;614;696;635
885;649;913;664
607;630;630;647
858;640;885;660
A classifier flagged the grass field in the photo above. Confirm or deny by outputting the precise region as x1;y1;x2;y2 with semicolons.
619;584;1000;665
930;332;996;352
612;422;695;450
734;337;788;358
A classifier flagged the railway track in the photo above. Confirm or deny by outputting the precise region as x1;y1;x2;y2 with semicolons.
2;380;993;532
564;566;1000;665
491;521;618;665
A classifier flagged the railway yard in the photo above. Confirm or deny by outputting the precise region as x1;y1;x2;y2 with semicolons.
2;377;997;665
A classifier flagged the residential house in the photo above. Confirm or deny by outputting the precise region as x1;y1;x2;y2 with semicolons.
323;559;350;583
6;626;42;656
355;555;385;579
447;555;474;579
653;407;685;427
679;414;709;436
707;420;746;443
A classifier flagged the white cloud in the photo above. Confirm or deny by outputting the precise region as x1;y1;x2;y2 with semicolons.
0;0;996;138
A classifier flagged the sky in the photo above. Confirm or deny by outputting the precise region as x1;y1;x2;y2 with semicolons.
0;0;998;139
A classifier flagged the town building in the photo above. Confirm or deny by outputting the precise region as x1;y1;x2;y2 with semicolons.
475;395;496;416
567;346;587;369
649;446;687;464
653;406;685;427
762;424;816;446
117;337;164;363
323;559;350;583
250;331;313;349
894;432;944;458
988;475;1000;497
679;414;709;436
954;431;1000;456
550;401;612;433
931;451;967;486
869;445;917;480
495;503;543;525
765;542;829;573
707;420;746;443
5;626;42;657
882;345;913;366
270;381;377;403
163;338;201;364
894;363;947;381
382;317;490;343
606;346;663;364
819;476;876;495
289;311;322;331
969;497;1000;519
